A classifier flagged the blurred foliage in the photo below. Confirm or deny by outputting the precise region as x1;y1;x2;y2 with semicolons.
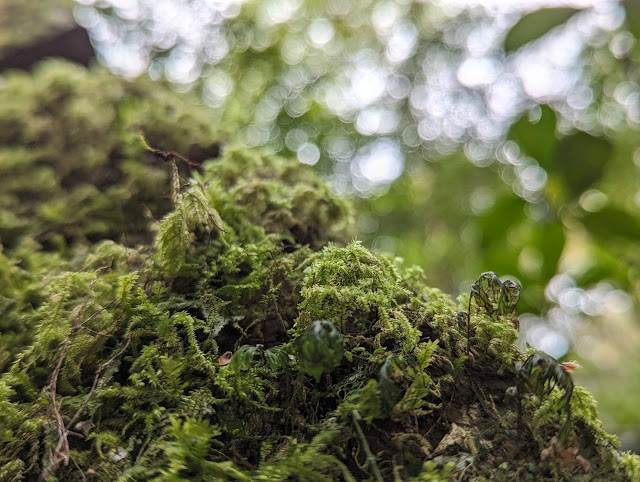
504;7;580;53
0;0;74;48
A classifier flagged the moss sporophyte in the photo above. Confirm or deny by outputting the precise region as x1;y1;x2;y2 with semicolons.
0;60;638;481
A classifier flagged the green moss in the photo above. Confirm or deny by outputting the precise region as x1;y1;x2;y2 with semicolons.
0;60;634;481
620;452;640;482
296;241;420;352
0;0;74;49
0;59;221;249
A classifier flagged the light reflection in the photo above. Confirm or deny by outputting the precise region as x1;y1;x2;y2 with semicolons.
386;21;418;64
356;107;400;135
297;142;320;165
371;1;402;34
203;70;234;107
258;0;301;27
469;186;495;214
307;18;335;47
526;324;570;359
457;56;501;88
351;138;404;190
522;275;634;359
372;235;398;254
579;189;607;212
520;165;547;191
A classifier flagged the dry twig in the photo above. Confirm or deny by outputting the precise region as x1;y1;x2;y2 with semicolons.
41;274;126;480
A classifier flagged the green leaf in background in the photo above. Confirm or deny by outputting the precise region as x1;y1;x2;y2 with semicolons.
623;0;640;39
509;105;558;166
476;194;526;253
295;320;344;381
505;8;581;52
229;345;257;372
582;206;640;242
552;132;613;199
529;220;566;281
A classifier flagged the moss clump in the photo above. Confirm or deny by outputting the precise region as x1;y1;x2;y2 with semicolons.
297;241;420;350
0;59;221;249
0;60;636;481
0;0;74;49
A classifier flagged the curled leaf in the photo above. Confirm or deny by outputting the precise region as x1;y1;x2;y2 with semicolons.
218;351;233;366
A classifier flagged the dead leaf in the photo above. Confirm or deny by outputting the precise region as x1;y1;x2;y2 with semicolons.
218;351;233;366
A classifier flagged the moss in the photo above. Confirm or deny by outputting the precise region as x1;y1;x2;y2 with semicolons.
0;59;221;249
621;452;640;482
0;60;635;481
0;0;74;49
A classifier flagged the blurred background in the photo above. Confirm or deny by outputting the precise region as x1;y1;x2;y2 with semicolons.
2;0;640;450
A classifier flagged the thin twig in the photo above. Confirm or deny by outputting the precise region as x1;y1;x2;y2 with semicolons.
466;295;472;357
41;297;95;479
139;130;201;168
351;410;384;482
66;338;131;430
70;455;87;482
41;288;118;480
79;326;113;337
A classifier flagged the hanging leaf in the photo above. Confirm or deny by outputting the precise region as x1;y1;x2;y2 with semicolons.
295;320;344;381
505;8;580;53
183;186;225;233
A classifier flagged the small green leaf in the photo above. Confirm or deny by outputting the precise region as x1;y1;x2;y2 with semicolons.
264;345;289;371
416;340;438;370
139;130;153;151
229;345;257;372
505;8;580;52
295;320;344;381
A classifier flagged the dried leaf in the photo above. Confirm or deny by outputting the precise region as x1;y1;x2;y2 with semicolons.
218;351;233;366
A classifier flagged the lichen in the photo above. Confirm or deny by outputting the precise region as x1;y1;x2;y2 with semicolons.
0;60;635;481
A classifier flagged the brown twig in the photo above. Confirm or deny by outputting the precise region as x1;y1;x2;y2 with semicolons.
41;294;95;479
466;295;472;357
41;289;118;480
79;326;113;337
66;338;131;430
70;455;87;482
139;130;201;168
